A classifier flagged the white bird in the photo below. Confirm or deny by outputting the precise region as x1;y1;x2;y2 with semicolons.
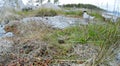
89;16;95;20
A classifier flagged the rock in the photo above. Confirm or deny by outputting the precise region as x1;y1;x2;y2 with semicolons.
58;38;65;44
115;53;120;65
0;0;25;11
1;19;9;25
0;25;6;36
40;3;61;10
59;63;71;66
21;16;84;29
2;32;14;38
116;53;120;61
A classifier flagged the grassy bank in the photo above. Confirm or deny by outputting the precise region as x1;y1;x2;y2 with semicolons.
15;7;104;20
43;22;120;65
44;23;119;44
16;8;63;17
2;5;120;65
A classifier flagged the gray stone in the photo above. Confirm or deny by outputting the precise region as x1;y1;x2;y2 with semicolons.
2;32;14;38
58;38;65;44
40;3;61;10
116;53;120;62
0;25;6;36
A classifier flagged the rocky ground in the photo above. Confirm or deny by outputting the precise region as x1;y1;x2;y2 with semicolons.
0;5;119;65
0;15;101;66
21;16;88;29
0;16;119;66
0;37;99;66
